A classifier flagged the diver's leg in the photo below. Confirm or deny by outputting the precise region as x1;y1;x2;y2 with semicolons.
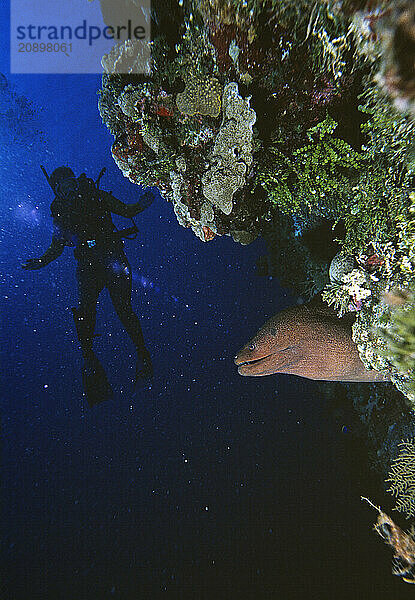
74;260;101;358
73;259;113;405
106;248;153;380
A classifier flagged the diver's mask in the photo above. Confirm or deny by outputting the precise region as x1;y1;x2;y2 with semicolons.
55;176;79;200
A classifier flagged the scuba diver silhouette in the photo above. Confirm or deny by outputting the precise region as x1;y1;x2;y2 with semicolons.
22;165;155;406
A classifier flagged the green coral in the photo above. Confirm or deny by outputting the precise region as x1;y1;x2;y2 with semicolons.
341;85;415;255
258;115;365;218
257;84;414;262
386;439;415;518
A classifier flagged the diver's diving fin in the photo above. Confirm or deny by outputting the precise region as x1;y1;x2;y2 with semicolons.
82;354;114;407
72;306;113;406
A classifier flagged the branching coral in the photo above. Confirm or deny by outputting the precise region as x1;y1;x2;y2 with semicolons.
257;115;365;219
334;186;414;402
386;440;415;518
339;83;415;255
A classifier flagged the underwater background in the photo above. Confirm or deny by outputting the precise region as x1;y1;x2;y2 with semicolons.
1;2;414;600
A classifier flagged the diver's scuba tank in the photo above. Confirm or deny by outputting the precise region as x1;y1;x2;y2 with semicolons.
41;165;139;241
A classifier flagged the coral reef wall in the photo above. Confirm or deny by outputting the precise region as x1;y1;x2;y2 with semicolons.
98;0;414;400
99;0;369;243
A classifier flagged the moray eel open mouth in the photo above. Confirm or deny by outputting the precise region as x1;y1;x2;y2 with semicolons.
235;353;278;376
234;346;297;377
235;354;272;368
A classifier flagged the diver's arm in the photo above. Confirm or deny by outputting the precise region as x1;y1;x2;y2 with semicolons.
21;236;66;270
100;189;155;218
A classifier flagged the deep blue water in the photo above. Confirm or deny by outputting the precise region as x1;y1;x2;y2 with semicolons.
1;6;414;600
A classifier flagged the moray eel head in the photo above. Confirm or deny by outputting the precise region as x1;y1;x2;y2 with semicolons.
234;318;301;377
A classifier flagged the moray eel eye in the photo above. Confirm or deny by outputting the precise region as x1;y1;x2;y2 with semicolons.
249;343;256;351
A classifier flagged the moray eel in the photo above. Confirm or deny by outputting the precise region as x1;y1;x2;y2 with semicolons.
234;300;389;382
